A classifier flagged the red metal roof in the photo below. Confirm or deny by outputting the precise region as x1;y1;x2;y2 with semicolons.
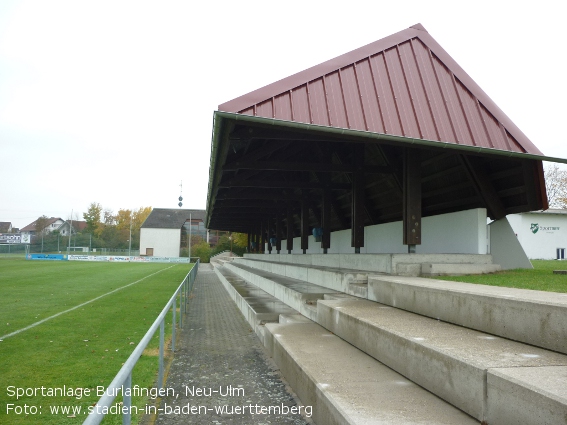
219;24;542;156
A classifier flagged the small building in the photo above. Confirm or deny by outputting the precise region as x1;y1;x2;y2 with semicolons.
58;220;88;236
20;218;87;238
507;209;567;260
21;217;66;238
140;208;206;257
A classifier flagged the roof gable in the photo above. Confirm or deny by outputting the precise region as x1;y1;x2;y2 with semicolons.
70;220;88;232
141;208;206;229
219;24;541;156
21;217;63;232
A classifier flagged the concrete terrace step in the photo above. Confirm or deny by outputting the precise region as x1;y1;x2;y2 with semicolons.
225;261;339;320
232;257;369;295
316;296;567;422
213;266;297;342
226;260;567;422
486;366;567;425
233;258;567;354
210;256;236;268
265;314;478;425
217;258;567;423
368;274;567;354
244;252;496;274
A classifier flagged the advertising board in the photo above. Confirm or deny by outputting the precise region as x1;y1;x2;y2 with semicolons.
0;233;30;244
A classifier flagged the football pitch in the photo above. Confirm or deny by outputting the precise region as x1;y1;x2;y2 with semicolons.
0;257;192;424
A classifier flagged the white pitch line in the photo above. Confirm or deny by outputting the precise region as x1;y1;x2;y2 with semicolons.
0;265;176;340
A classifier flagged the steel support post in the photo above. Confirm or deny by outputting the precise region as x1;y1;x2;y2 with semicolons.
158;321;165;390
322;188;331;253
172;294;176;352
351;144;365;253
403;149;421;251
260;221;266;253
276;214;282;254
123;372;132;425
301;198;309;254
267;219;273;254
287;206;294;254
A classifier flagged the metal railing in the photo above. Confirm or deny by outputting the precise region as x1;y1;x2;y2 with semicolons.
83;259;200;425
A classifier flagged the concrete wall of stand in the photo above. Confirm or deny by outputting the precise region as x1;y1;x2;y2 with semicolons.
275;208;489;255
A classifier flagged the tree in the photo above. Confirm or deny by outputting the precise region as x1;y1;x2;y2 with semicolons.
132;206;152;230
115;207;152;249
115;209;132;231
232;232;249;248
212;234;246;256
103;209;115;226
544;164;567;208
191;240;211;263
83;202;103;235
34;215;50;236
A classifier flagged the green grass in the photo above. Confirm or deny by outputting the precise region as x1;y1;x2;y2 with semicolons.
433;260;567;292
0;257;192;424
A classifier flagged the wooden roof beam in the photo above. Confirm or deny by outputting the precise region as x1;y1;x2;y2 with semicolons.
459;155;506;220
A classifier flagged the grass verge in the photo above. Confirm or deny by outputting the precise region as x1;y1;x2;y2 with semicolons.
433;260;567;292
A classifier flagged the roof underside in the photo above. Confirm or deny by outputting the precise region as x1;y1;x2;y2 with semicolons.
206;24;551;235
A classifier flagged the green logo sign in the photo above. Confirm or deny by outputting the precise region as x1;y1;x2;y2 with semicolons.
530;223;560;234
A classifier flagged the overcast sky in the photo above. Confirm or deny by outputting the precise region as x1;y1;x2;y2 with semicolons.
1;0;565;229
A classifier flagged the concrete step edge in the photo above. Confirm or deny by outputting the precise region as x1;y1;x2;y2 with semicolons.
316;297;567;421
214;266;298;343
234;257;368;291
367;274;567;354
264;319;479;425
225;262;338;318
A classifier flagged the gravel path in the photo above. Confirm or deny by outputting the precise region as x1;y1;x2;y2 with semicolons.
151;263;311;425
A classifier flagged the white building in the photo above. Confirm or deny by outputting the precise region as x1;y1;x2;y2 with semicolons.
21;217;66;238
507;209;567;260
140;208;206;257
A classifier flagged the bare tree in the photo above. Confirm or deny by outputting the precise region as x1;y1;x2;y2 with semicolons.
103;209;115;226
35;215;50;236
544;163;567;208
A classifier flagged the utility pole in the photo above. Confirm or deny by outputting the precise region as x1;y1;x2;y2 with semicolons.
188;213;192;259
128;213;132;257
68;209;73;254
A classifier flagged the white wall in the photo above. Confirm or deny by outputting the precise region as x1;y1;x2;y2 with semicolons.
273;208;488;255
507;212;567;260
140;228;181;257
